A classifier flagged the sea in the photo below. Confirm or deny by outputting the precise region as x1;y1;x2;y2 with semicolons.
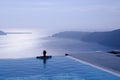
0;33;115;58
0;33;120;80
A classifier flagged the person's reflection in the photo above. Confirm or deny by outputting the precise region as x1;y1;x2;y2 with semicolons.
43;58;47;64
42;57;52;68
42;57;52;64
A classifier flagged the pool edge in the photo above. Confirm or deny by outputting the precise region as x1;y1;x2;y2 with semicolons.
67;56;120;77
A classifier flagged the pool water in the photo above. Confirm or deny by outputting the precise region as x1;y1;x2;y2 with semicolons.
0;57;120;80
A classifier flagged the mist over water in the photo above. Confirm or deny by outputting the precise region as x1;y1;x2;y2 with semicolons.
0;33;114;59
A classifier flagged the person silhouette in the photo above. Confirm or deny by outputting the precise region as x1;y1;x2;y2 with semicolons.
43;50;47;57
36;50;52;59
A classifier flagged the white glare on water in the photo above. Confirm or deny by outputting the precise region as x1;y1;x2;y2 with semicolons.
0;34;43;58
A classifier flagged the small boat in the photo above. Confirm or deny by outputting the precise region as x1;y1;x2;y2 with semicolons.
36;56;52;59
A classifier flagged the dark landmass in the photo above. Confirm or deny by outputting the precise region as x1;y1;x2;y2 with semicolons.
82;29;120;48
52;29;120;48
52;31;90;40
0;31;7;35
108;50;120;54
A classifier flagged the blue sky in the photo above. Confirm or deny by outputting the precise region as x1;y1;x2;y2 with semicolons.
0;0;120;32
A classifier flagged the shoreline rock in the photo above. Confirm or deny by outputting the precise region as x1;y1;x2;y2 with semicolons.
108;50;120;54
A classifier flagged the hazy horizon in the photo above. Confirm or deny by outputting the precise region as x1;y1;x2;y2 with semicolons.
0;0;120;33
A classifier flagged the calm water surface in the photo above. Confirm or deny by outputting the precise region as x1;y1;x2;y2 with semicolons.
0;57;120;80
0;34;114;58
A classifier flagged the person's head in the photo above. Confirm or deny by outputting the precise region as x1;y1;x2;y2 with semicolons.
43;50;47;54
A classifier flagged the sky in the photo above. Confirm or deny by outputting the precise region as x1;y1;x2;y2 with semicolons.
0;0;120;32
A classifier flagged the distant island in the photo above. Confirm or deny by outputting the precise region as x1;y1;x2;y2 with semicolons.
52;29;120;48
0;31;7;35
0;30;32;35
7;32;32;34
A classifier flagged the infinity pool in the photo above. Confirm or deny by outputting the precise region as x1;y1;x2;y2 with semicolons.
0;57;120;80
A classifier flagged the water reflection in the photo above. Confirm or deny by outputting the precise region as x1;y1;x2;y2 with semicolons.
37;57;52;68
0;34;44;58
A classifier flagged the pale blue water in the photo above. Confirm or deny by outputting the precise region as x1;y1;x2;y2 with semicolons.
0;57;120;80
